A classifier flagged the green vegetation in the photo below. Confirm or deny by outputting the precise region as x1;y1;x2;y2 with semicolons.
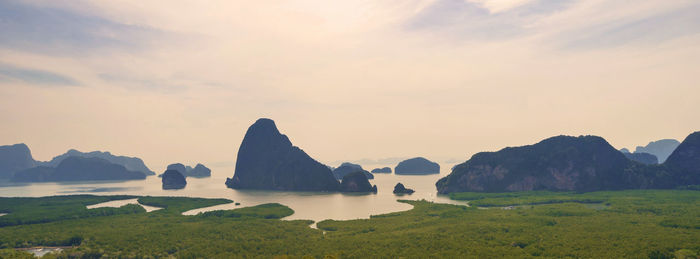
0;190;698;258
199;203;294;219
0;195;142;227
449;190;606;207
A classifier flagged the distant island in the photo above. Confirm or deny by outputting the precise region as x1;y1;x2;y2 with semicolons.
633;139;680;163
12;156;146;182
225;118;340;191
395;157;440;175
436;132;700;193
159;163;211;178
339;171;377;193
333;162;373;180
42;149;155;176
371;167;392;174
0;144;155;181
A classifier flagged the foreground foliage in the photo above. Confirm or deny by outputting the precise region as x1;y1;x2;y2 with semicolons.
0;190;698;258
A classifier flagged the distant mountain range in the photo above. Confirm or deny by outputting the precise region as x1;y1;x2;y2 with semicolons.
42;149;155;176
12;156;146;182
632;139;680;163
0;145;155;182
437;132;700;193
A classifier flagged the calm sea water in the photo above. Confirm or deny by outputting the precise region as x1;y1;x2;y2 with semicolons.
0;167;466;223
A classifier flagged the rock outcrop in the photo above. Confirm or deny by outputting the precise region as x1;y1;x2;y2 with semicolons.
664;132;700;185
12;156;146;182
160;163;212;178
187;163;211;178
0;143;36;179
162;169;187;189
371;167;392;174
623;152;658;165
339;171;377;193
333;162;373;180
436;133;700;194
226;118;340;191
436;135;649;194
43;149;155;175
395;157;440;175
634;139;680;163
393;183;415;194
167;163;187;176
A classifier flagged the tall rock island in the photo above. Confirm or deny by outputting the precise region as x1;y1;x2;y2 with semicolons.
0;143;37;179
225;118;340;191
162;169;187;189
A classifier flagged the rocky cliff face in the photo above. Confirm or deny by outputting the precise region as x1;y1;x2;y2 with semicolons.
664;132;700;185
43;149;155;176
12;156;146;182
436;135;650;194
0;143;36;179
339;171;377;193
226;118;340;191
395;157;440;175
162;169;187;189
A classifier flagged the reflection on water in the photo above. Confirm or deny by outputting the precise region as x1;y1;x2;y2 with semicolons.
0;169;466;223
86;198;162;212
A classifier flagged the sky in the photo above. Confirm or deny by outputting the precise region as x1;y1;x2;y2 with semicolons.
1;0;699;176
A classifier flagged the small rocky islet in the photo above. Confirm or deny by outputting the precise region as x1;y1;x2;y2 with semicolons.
393;183;415;194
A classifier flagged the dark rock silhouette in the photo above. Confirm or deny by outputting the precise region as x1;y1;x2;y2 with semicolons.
226;118;339;191
12;156;146;182
333;162;373;180
393;183;415;194
664;132;700;185
634;139;680;163
188;163;211;178
159;163;212;178
167;163;187;175
339;171;377;193
10;166;53;182
395;157;440;175
43;149;155;175
436;135;647;194
162;169;187;189
371;167;392;174
0;143;36;179
623;152;658;165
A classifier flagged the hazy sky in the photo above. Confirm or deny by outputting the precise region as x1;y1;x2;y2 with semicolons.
1;0;699;175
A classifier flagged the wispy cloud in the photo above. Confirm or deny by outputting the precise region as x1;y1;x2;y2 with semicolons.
556;3;700;50
404;0;575;41
0;0;166;55
0;63;79;86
